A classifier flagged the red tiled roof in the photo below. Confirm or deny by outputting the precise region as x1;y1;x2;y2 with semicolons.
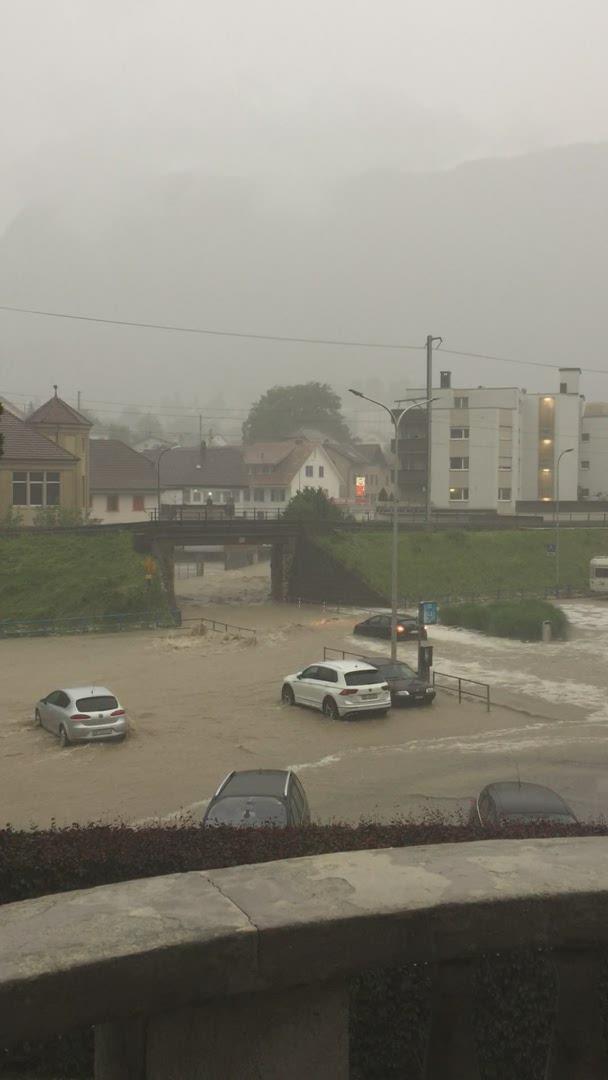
28;394;92;427
243;441;299;465
90;440;157;491
0;408;77;462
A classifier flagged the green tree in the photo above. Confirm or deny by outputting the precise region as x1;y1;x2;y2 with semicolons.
242;382;351;443
282;487;346;522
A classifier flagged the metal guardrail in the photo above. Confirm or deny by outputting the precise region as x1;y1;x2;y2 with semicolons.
0;610;179;639
432;670;491;712
180;616;257;641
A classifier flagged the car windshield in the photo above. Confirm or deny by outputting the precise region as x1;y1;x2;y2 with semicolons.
205;797;288;826
75;695;118;712
344;669;384;686
377;662;417;679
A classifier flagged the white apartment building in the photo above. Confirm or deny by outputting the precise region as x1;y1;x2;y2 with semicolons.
396;367;605;511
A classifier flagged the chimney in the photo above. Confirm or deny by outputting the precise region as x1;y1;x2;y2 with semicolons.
440;371;451;389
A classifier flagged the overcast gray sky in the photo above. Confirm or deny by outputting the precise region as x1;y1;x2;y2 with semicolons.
2;0;608;423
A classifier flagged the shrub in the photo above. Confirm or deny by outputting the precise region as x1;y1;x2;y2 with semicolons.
440;599;568;640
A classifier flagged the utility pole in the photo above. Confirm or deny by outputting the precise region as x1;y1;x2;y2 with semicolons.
423;334;442;524
555;447;574;597
349;389;436;659
77;390;81;412
199;414;203;445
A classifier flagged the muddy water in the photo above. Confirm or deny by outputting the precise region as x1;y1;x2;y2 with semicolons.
2;567;608;828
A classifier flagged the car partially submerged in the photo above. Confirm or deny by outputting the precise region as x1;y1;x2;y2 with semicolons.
358;657;435;706
35;686;128;747
353;613;427;641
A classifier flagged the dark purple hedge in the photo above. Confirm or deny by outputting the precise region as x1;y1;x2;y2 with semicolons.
2;817;606;906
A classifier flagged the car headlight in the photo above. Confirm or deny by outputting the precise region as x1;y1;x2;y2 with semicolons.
396;690;410;697
425;687;434;694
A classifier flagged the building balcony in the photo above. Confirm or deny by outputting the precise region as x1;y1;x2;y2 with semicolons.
1;839;607;1078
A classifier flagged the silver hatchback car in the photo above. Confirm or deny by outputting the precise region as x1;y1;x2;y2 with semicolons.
35;686;128;747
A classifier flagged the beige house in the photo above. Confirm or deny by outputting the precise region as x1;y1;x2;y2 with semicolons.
0;391;91;524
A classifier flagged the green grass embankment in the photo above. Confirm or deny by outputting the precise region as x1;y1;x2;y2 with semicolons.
0;532;166;622
316;527;608;599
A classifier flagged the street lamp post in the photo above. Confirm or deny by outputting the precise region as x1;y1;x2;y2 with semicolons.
555;447;574;597
156;445;178;520
349;389;436;660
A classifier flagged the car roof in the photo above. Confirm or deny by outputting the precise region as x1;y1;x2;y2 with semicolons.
481;781;571;814
60;686;116;697
220;770;292;798
316;660;378;672
360;656;417;671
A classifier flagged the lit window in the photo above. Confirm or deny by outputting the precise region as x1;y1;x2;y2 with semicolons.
449;487;469;501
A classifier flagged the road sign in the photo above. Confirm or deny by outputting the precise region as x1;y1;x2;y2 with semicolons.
546;543;556;555
418;601;438;625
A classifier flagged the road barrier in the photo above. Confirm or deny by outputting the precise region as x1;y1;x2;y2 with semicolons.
432;670;491;712
180;616;257;642
0;610;179;639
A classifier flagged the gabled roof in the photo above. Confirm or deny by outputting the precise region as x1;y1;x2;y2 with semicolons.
150;446;248;488
28;391;92;428
243;441;298;466
90;440;157;492
0;408;77;462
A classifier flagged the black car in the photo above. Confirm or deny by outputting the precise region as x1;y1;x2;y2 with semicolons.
474;781;577;828
203;769;311;827
353;613;427;641
360;657;435;706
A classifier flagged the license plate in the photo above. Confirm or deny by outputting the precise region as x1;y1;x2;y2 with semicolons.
363;693;378;699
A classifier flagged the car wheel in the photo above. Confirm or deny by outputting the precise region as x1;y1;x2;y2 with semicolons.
281;684;295;706
378;709;390;717
34;708;41;727
322;696;340;720
58;724;70;748
423;698;434;706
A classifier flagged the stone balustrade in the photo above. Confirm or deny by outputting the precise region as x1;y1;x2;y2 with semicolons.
1;837;608;1078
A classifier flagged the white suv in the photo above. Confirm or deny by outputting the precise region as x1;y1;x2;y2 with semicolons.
281;660;391;720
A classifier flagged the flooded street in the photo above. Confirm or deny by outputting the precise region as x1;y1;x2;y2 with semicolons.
2;566;608;829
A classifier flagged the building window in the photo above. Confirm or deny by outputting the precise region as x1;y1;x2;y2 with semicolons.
12;471;60;507
498;487;512;501
449;487;469;501
253;488;265;502
191;490;201;502
318;465;324;478
450;456;469;470
454;396;469;409
450;427;470;439
270;489;286;502
305;465;314;477
242;488;251;502
106;494;119;512
581;461;590;470
580;488;590;497
582;433;590;442
132;495;145;511
499;460;512;471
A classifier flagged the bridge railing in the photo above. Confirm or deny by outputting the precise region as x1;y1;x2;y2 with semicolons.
2;839;608;1078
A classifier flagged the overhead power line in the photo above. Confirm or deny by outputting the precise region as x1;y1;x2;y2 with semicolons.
0;304;423;352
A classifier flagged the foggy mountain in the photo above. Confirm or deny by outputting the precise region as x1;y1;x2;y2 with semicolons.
1;139;607;425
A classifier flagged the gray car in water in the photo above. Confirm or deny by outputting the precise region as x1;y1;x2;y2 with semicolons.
34;685;128;747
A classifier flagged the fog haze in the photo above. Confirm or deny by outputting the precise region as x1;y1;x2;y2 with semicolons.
2;0;608;432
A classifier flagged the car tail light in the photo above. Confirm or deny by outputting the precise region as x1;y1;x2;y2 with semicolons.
110;709;125;716
339;688;358;696
70;714;89;720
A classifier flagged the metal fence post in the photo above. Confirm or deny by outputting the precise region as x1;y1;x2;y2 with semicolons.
458;679;462;704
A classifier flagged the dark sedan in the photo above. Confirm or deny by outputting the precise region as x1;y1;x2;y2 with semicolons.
360;657;435;706
353;613;427;641
474;781;577;828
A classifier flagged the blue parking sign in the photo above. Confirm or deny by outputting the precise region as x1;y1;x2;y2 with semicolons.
419;601;438;625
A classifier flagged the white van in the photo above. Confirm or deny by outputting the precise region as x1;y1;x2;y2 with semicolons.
590;556;608;594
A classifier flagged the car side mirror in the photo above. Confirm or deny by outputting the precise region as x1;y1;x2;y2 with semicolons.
296;673;303;679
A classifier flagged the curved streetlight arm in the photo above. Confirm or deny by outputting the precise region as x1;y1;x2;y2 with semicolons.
348;388;438;659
